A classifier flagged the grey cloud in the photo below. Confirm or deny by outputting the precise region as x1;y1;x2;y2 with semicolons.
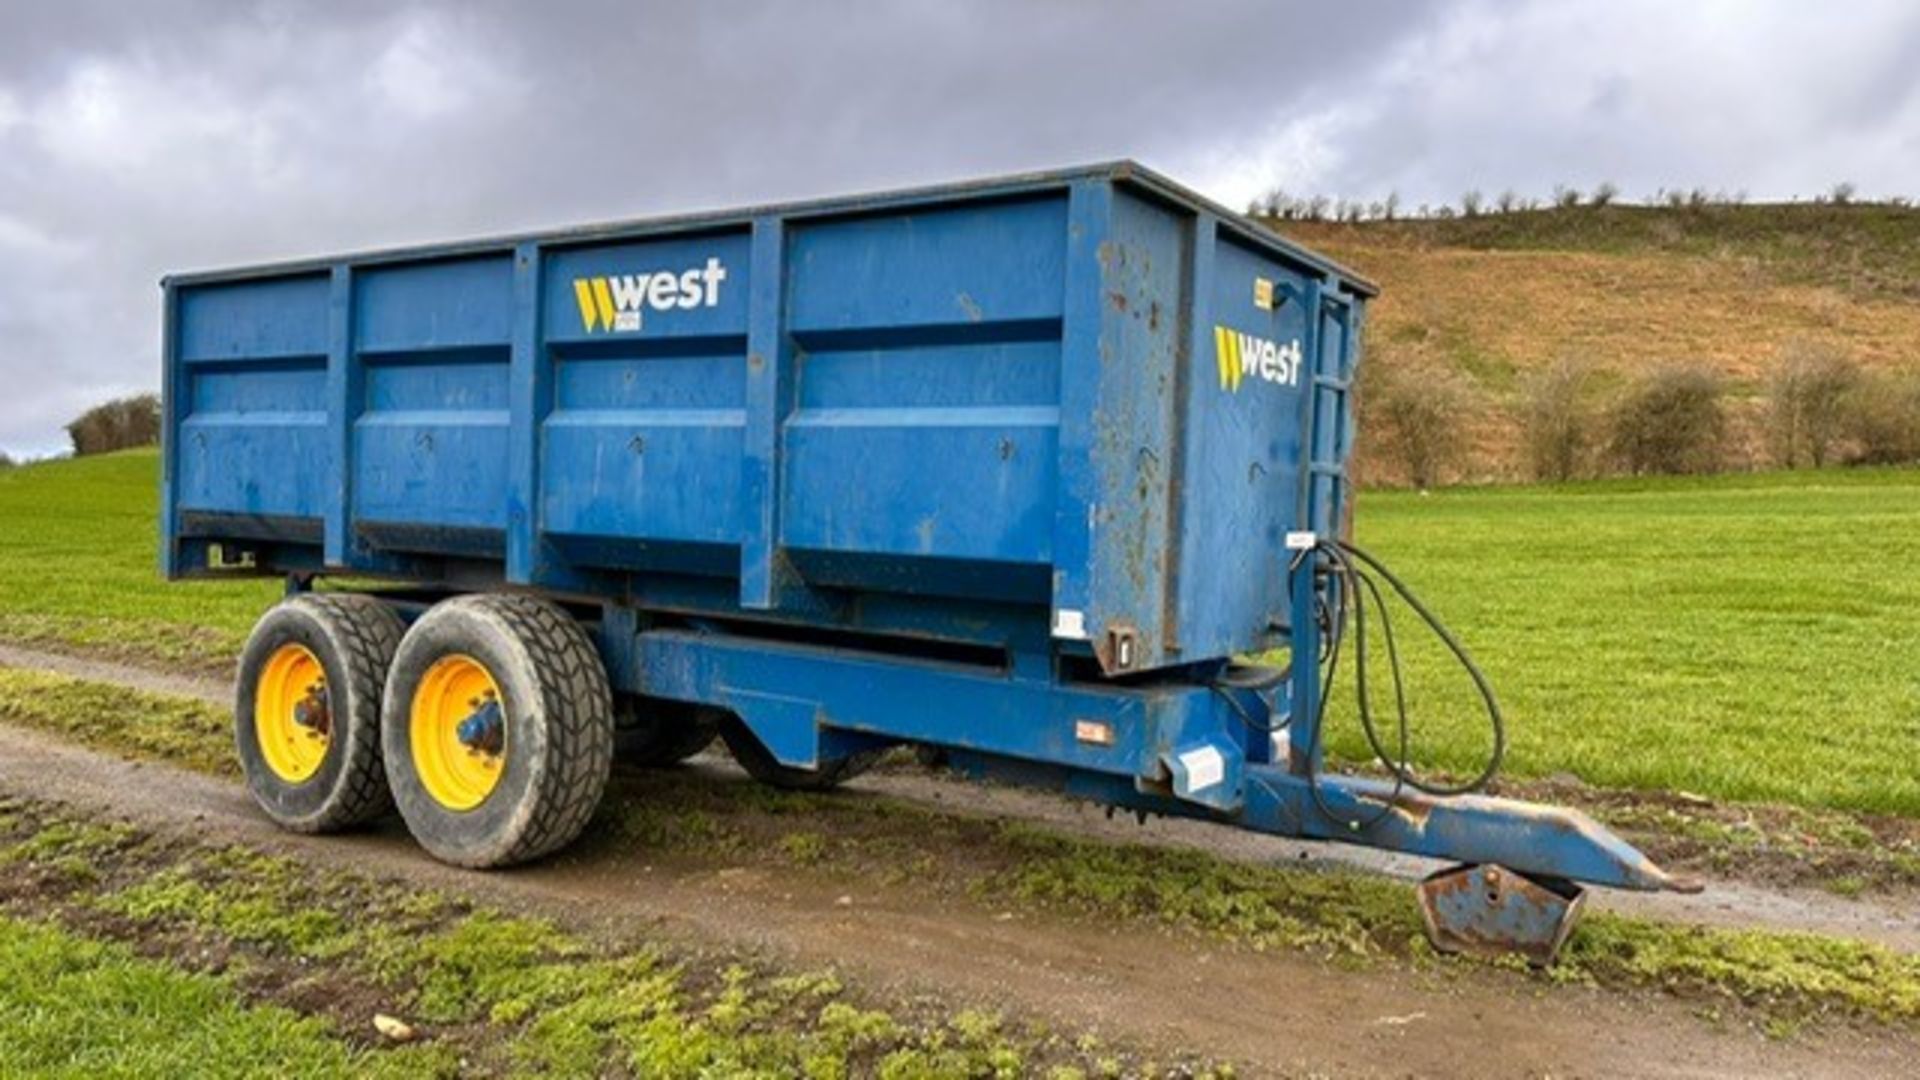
0;0;1915;454
0;0;1433;454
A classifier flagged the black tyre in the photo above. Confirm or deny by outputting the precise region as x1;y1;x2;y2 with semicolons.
613;698;719;767
381;594;614;868
235;593;403;833
719;716;883;792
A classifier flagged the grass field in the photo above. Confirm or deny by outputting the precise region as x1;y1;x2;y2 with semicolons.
0;448;271;672
1344;468;1920;816
0;916;445;1078
1;449;1915;817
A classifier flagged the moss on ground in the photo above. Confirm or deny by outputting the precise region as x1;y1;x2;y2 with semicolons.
596;769;1920;1029
1558;915;1920;1024
0;668;234;775
0;799;1220;1078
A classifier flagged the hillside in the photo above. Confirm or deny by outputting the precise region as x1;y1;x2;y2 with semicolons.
1265;203;1920;481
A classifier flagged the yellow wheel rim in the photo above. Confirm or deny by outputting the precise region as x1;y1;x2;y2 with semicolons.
255;643;331;783
411;654;507;811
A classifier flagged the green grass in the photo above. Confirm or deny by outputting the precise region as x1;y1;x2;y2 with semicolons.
2;451;1918;817
1334;467;1920;816
0;448;272;672
0;915;449;1079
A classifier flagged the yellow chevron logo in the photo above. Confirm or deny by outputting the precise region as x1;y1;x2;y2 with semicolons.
573;278;619;332
1213;324;1304;393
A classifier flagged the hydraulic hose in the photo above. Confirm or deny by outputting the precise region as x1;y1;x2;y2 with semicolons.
1299;537;1508;831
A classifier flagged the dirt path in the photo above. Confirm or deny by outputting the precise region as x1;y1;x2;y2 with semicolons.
8;642;1916;954
0;721;1915;1078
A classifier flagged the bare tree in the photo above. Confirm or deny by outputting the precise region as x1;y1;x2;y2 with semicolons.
1368;361;1476;490
1610;364;1727;475
66;394;161;456
1766;340;1860;467
1590;181;1619;208
1521;355;1598;481
1460;189;1484;217
1846;369;1920;464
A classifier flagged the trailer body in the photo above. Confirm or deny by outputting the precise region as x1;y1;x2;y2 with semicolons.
164;163;1684;960
164;162;1360;676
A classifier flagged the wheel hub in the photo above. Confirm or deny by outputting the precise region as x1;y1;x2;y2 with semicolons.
292;684;330;737
456;696;504;756
255;643;331;783
410;654;508;811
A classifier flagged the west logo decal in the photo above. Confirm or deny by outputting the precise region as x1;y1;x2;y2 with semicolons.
573;256;729;333
1213;326;1303;392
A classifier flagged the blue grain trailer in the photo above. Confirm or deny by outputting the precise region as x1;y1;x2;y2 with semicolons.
161;162;1689;961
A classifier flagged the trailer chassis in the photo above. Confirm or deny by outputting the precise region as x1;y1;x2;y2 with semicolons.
593;551;1696;964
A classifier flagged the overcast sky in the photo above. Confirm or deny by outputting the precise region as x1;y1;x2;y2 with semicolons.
1;0;1916;455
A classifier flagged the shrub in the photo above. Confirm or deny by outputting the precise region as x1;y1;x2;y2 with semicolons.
1521;355;1599;481
1366;360;1474;489
1609;364;1727;475
1847;369;1920;465
65;394;161;457
1765;340;1860;467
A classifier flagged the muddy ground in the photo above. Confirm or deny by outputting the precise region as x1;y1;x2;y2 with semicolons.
1;647;1917;1076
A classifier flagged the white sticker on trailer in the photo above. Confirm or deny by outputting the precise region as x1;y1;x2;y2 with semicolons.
1178;746;1226;792
1052;608;1088;640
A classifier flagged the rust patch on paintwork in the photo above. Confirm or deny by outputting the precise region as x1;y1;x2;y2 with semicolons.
1354;786;1438;830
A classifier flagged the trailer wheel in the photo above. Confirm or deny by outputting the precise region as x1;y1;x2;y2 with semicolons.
719;717;883;792
613;698;719;767
235;594;402;833
382;594;613;868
